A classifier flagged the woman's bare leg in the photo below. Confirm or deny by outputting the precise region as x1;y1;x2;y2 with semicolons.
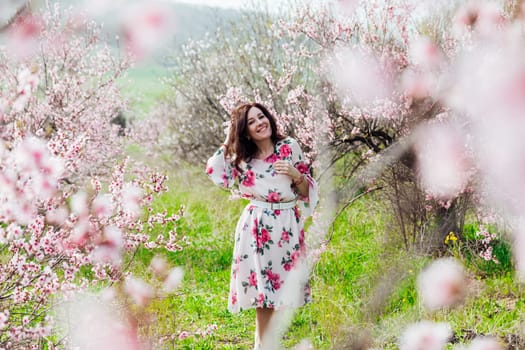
255;308;274;348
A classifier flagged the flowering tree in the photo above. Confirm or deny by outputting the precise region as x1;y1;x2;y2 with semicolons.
156;0;472;250
0;3;183;348
156;1;525;346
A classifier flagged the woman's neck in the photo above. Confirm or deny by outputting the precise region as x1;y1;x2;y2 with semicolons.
254;139;274;159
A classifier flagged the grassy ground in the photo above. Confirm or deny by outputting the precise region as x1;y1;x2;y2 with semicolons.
126;163;525;349
118;63;525;349
118;63;170;114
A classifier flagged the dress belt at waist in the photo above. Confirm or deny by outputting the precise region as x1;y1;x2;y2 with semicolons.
250;199;297;210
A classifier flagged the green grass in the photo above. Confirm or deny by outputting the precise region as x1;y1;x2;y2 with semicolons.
114;61;525;349
118;63;170;114
123;163;525;349
127;165;391;348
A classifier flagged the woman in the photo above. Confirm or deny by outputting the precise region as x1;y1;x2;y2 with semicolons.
206;102;318;349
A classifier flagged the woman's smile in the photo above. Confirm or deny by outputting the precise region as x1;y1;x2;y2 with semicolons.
256;124;268;133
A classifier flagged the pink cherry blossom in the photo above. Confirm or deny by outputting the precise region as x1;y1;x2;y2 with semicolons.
399;321;452;350
91;226;124;266
124;277;154;307
417;258;466;311
92;194;114;219
6;14;43;61
57;292;142;350
0;311;9;330
453;1;505;38
415;122;472;199
45;206;69;225
70;191;89;217
120;1;177;60
162;267;184;293
293;339;314;350
512;221;525;281
336;0;360;16
70;217;91;246
401;69;433;100
409;36;444;70
121;183;143;218
467;337;504;350
149;255;169;277
325;47;394;108
178;331;189;340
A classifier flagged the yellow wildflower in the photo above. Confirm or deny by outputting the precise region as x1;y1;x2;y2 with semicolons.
445;231;458;244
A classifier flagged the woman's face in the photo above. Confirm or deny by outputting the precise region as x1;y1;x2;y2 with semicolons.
246;106;272;142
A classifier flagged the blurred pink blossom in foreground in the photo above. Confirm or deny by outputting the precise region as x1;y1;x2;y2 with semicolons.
452;1;505;39
399;321;452;350
149;255;170;276
58;293;142;350
293;339;314;349
415;122;472;200
465;336;504;350
121;183;144;218
325;47;394;107
162;267;184;293
91;225;124;266
6;14;43;61
124;276;154;307
336;0;360;16
120;1;177;60
417;257;466;311
512;220;525;281
409;36;444;70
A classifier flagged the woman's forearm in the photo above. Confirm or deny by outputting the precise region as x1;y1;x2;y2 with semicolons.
293;174;309;197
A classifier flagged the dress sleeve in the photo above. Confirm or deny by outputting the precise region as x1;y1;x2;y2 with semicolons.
205;146;238;189
289;138;319;219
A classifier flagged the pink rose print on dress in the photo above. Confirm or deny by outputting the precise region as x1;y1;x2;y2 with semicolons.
296;162;309;174
259;228;271;247
265;153;279;163
281;250;297;271
231;291;237;305
294;206;301;221
278;229;291;248
249;271;257;286
252;220;274;253
267;191;280;203
232;255;242;278
299;229;305;251
206;166;214;175
221;173;229;188
279;144;292;158
265;269;283;291
251;218;259;238
291;251;300;264
242;169;256;187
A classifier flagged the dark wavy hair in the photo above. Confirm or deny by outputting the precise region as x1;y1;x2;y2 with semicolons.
224;102;285;172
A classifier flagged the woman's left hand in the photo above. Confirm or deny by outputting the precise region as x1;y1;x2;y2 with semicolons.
274;160;301;182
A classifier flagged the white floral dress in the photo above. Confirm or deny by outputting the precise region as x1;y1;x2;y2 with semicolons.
206;137;319;313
